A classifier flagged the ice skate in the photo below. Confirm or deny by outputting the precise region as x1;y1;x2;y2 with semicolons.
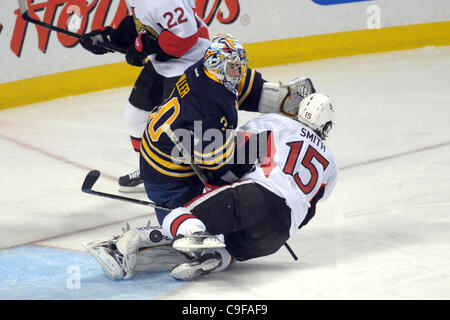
118;169;145;193
170;252;222;280
172;231;226;253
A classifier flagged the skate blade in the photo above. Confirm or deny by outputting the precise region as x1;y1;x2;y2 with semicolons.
118;185;146;193
171;258;221;280
172;237;226;253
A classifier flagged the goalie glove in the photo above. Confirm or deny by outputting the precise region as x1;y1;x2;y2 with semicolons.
259;77;316;117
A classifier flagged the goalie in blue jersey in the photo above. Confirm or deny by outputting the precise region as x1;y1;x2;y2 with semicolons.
139;34;316;226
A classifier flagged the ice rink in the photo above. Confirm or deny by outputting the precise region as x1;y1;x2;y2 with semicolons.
0;46;449;300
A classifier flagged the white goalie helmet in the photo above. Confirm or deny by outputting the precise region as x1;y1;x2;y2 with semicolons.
203;34;248;90
297;93;335;139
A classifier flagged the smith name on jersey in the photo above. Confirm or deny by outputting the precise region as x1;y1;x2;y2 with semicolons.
241;113;338;236
139;59;264;183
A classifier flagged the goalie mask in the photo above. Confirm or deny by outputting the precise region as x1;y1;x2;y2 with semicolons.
203;34;248;91
297;93;335;140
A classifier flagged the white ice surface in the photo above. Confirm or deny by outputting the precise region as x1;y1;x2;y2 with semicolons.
0;46;449;299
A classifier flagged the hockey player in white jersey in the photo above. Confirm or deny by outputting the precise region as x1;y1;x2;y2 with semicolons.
83;93;337;281
166;92;337;280
79;0;317;193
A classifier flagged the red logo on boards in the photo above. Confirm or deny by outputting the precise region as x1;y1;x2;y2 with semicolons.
195;0;240;25
9;0;241;57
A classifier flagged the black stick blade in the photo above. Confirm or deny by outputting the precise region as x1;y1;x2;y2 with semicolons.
82;170;100;192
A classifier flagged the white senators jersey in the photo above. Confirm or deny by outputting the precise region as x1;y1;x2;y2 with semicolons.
240;114;338;236
127;0;210;77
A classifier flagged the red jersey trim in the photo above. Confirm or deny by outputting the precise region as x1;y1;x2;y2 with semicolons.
170;213;197;238
197;26;209;40
130;136;142;152
158;30;199;58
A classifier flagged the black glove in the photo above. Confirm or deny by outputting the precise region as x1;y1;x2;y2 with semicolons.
126;33;157;66
203;130;272;186
80;27;115;55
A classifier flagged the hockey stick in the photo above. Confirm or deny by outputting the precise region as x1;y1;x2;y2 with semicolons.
162;124;209;186
18;0;128;54
81;170;173;211
162;125;299;261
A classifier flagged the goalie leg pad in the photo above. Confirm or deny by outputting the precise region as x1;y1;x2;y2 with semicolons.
83;222;172;280
135;245;191;272
82;241;125;280
115;223;172;276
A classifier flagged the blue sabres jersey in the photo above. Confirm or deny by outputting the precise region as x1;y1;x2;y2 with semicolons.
139;59;264;183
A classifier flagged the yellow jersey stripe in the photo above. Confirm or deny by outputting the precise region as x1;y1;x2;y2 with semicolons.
198;146;235;170
141;138;192;171
144;128;186;163
194;141;235;167
193;130;234;158
238;68;255;106
140;149;196;178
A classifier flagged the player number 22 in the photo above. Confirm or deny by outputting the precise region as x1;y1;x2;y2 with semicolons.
163;7;188;29
283;141;329;194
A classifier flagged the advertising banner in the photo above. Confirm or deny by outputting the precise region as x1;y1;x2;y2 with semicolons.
0;0;449;107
